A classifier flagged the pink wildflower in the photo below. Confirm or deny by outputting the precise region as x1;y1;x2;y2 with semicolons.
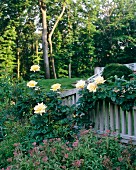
118;157;123;162
51;148;56;154
42;156;48;162
72;140;79;147
32;142;37;146
43;140;47;144
72;159;83;167
64;154;68;159
13;151;18;157
61;166;66;169
13;143;20;147
106;130;110;134
6;166;11;170
66;147;72;151
7;158;12;162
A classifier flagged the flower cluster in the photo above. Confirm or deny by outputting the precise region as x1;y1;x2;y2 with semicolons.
76;76;106;92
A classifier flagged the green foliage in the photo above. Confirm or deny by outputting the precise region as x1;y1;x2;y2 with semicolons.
3;130;136;170
0;65;136;169
0;26;17;76
30;91;75;143
102;63;133;80
75;75;136;128
0;120;30;168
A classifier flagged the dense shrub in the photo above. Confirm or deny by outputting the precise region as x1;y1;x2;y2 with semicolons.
3;129;136;170
102;63;133;80
0;120;30;168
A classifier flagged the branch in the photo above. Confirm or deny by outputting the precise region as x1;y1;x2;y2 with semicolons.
49;2;66;39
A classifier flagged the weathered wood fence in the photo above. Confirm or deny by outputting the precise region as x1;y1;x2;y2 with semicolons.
61;89;136;144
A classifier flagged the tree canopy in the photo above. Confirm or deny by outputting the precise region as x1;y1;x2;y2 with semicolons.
0;0;136;79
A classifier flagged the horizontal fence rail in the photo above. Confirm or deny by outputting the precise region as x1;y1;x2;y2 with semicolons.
61;89;136;144
60;88;79;106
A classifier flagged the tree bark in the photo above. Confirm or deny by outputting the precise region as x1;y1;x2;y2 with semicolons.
39;0;50;79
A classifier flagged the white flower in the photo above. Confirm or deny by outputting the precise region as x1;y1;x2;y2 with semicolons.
27;80;38;88
94;76;106;85
34;102;47;116
50;83;61;91
87;82;97;92
30;65;40;72
75;80;85;89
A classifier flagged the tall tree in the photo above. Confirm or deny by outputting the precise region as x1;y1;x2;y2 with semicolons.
0;26;17;77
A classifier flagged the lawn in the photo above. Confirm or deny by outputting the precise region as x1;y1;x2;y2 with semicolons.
39;77;84;91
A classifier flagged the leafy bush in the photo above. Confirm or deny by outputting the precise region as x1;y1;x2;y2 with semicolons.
102;63;133;80
30;90;75;143
75;75;136;128
0;120;30;168
3;129;136;170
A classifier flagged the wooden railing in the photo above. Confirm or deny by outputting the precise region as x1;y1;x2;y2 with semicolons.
61;89;136;144
60;88;79;106
90;100;136;144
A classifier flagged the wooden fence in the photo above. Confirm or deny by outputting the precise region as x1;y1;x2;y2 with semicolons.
61;89;136;144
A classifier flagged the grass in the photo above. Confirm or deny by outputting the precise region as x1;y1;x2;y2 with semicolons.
39;77;84;91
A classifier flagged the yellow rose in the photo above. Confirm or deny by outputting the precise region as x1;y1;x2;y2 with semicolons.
75;80;85;89
94;76;106;84
87;82;97;92
34;102;47;116
27;80;38;88
30;65;40;72
50;83;61;91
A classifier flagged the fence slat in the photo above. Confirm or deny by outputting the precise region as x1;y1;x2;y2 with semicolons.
105;101;109;131
128;110;133;136
95;101;99;131
110;103;115;131
115;105;120;134
121;110;126;135
134;107;136;136
99;100;104;133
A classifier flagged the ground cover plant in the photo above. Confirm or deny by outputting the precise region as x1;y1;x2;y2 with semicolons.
2;129;136;170
0;64;136;169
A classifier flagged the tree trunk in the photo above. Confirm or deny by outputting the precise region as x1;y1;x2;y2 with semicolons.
48;34;57;79
48;2;66;79
39;0;50;79
17;49;20;79
69;57;71;78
